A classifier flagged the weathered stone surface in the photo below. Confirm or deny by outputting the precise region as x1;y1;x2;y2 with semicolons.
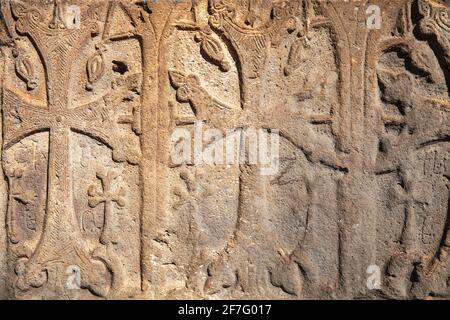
0;0;448;299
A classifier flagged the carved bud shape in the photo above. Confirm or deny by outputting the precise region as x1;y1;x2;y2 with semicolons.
86;51;105;90
15;55;37;90
168;70;187;88
196;32;230;72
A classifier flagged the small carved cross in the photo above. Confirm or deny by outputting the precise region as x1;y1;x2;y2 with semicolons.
88;171;126;245
5;168;36;243
7;168;35;205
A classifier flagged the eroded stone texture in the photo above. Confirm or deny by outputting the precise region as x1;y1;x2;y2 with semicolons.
0;0;448;299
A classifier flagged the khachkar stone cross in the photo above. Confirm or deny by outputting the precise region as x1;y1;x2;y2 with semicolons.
1;1;138;298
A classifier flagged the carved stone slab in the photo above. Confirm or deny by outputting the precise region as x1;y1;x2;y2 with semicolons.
0;0;448;299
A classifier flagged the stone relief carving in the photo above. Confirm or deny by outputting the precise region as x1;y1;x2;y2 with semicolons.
0;0;448;300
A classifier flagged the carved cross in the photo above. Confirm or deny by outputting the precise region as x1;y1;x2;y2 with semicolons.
6;168;34;205
2;2;121;292
5;168;36;243
88;171;126;245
